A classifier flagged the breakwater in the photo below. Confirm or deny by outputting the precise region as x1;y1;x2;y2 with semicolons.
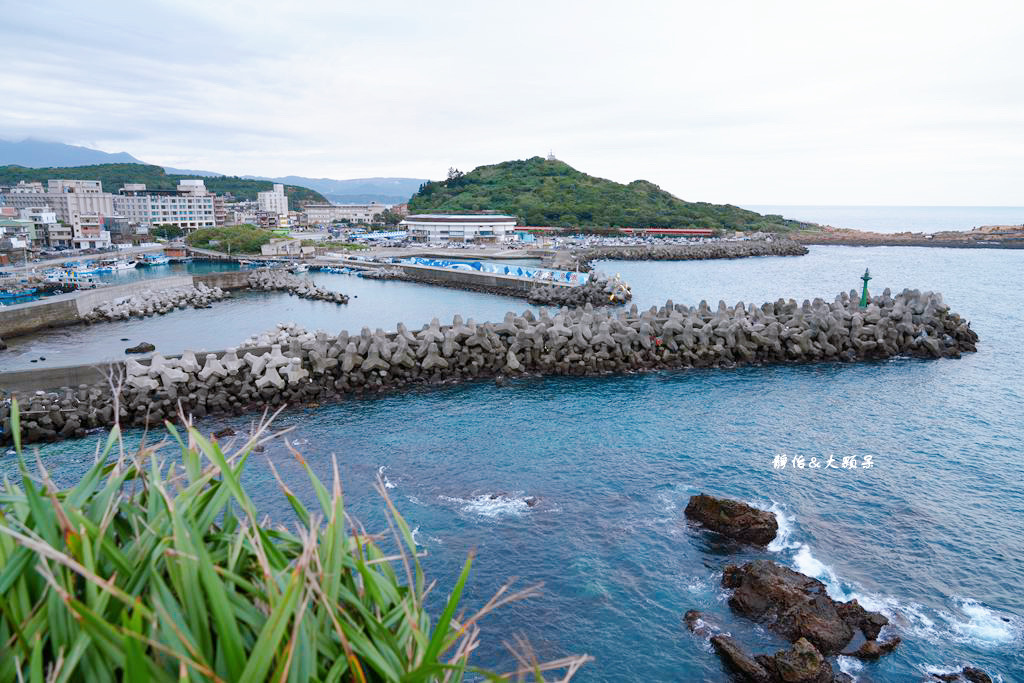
554;236;809;271
247;270;350;304
1;287;977;445
82;283;228;322
360;263;634;306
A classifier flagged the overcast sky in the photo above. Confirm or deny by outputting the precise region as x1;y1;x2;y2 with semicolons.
2;0;1022;204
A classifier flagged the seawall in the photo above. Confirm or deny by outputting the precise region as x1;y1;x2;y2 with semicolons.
0;271;252;339
1;287;978;445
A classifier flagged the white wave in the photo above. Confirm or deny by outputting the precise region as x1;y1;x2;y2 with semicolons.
947;597;1021;646
792;544;850;601
406;495;422;505
767;502;801;552
410;525;421;546
837;655;863;680
377;465;396;489
439;493;529;518
757;503;1020;654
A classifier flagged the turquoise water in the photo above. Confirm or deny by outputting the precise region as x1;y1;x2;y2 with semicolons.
4;246;1024;681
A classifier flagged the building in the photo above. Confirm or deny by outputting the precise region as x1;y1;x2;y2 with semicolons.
303;202;390;225
400;214;518;243
115;180;217;233
257;183;288;217
260;238;302;256
19;207;58;248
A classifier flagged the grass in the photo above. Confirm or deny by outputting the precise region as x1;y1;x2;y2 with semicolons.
0;399;590;681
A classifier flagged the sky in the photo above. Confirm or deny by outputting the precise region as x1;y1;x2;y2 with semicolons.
2;0;1022;205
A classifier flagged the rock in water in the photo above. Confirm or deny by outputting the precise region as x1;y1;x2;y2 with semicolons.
710;635;771;682
684;493;779;546
962;667;994;683
757;638;835;683
125;342;156;354
213;426;236;439
722;560;891;656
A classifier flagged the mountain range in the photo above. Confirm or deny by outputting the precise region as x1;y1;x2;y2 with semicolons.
0;139;427;204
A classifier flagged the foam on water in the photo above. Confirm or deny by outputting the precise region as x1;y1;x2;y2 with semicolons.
766;502;801;552
438;494;529;519
947;598;1021;646
837;655;863;681
377;465;396;489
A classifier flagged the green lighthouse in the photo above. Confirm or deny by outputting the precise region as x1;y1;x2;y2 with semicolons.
859;268;872;308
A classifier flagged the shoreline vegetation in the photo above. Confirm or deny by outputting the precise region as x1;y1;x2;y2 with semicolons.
408;157;813;233
0;400;590;681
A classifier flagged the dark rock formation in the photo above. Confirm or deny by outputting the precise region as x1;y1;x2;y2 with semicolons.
684;493;778;546
213;426;236;439
125;342;156;354
711;635;772;682
722;560;891;656
757;638;834;683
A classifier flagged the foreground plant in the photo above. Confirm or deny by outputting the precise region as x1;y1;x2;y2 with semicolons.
0;400;589;681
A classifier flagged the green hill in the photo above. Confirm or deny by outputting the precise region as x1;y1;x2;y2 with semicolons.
0;163;326;205
408;157;811;232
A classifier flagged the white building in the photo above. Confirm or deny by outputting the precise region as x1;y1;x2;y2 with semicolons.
19;207;60;247
115;180;217;232
46;180;115;248
303;203;389;225
257;183;288;217
400;214;517;243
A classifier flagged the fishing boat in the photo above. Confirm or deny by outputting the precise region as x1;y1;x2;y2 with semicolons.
137;253;170;267
290;263;310;274
0;287;37;301
43;269;103;289
98;258;138;272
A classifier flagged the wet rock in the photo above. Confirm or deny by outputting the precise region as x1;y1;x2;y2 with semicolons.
710;635;771;682
685;493;778;546
722;560;889;656
125;342;156;354
842;636;901;659
213;426;236;439
756;638;834;683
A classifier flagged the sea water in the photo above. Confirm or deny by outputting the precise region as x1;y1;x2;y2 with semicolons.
742;204;1024;234
4;245;1023;681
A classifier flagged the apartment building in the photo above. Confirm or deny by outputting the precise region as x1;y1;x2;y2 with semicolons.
257;183;288;217
115;179;218;232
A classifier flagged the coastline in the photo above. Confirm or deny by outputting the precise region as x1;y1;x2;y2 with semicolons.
794;227;1024;249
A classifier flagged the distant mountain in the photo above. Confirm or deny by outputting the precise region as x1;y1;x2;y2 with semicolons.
246;175;427;204
0;139;145;168
409;157;813;232
162;167;225;177
0;139;427;204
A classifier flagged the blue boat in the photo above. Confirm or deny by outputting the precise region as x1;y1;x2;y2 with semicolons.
0;287;37;301
138;253;170;266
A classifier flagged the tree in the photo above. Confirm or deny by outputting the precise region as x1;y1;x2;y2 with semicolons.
378;209;403;226
150;224;184;240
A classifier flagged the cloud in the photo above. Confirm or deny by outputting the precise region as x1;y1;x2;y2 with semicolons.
2;0;1022;203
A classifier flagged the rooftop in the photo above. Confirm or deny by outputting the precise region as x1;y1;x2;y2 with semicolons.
402;214;517;223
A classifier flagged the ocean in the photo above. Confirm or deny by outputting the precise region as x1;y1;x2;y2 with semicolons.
742;205;1024;234
3;244;1024;681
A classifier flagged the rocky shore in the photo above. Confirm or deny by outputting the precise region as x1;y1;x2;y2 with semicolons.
682;495;995;682
1;287;977;445
82;283;228;323
246;269;349;304
553;236;809;271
